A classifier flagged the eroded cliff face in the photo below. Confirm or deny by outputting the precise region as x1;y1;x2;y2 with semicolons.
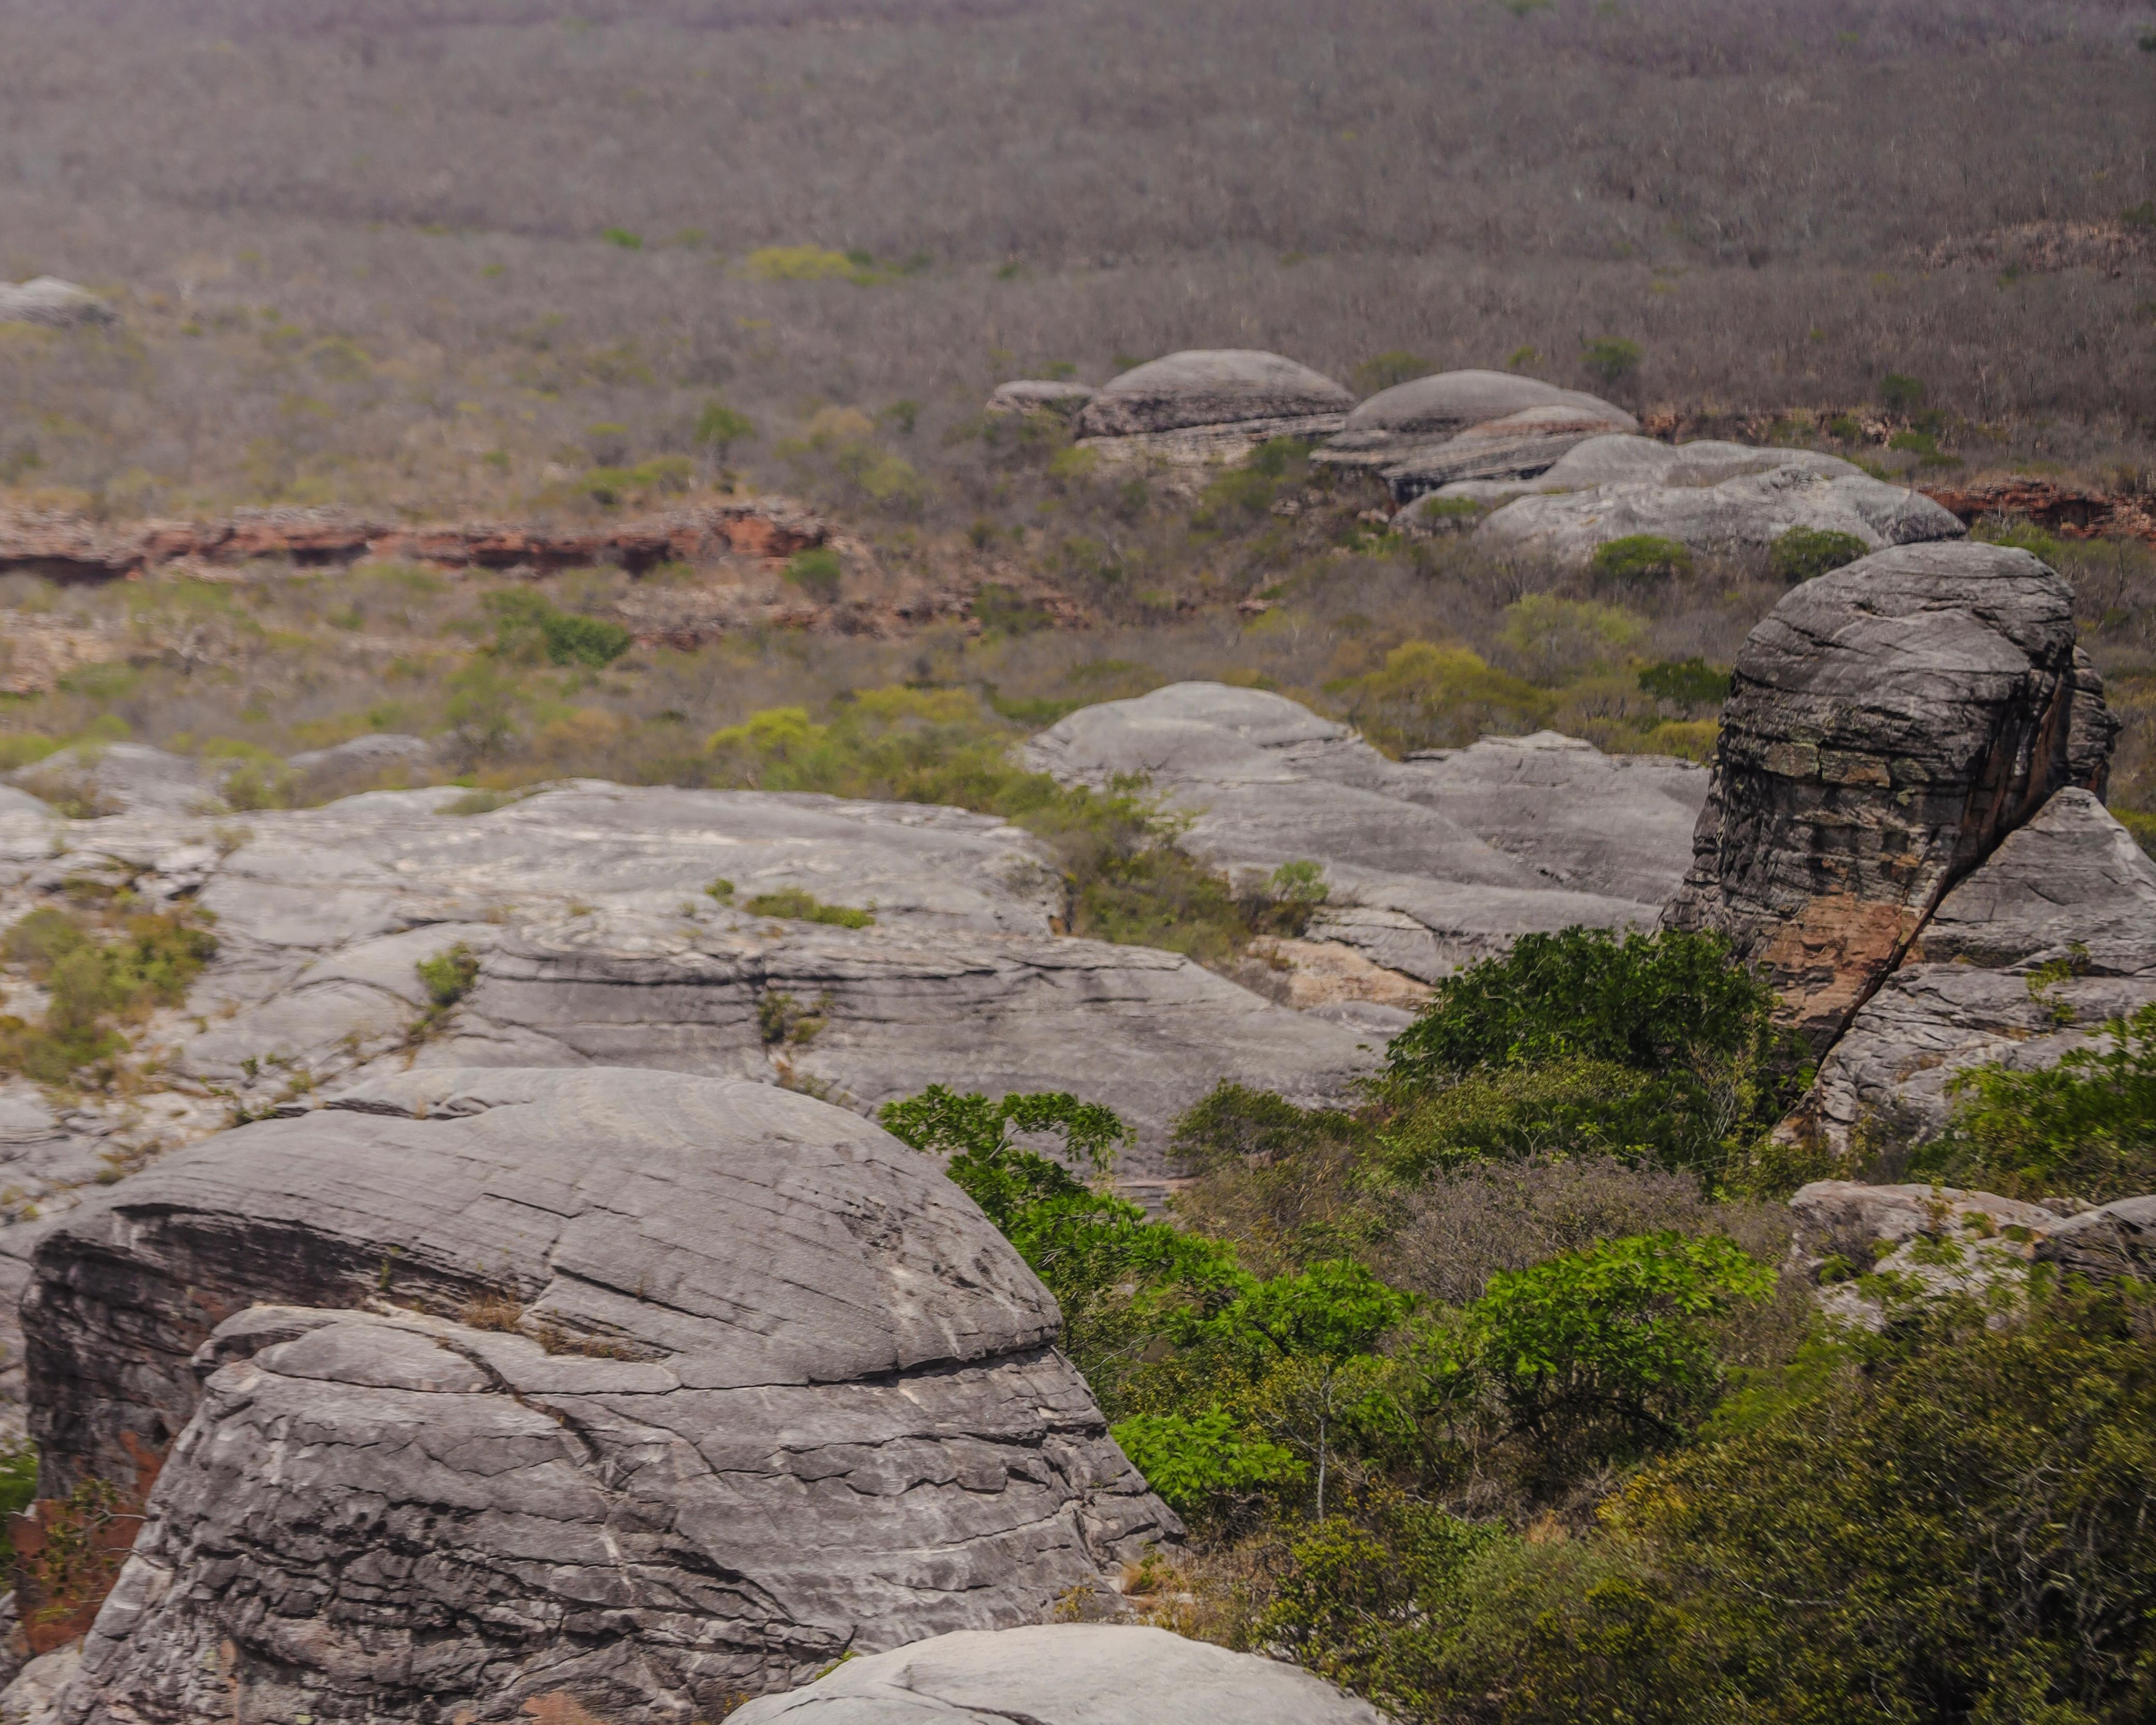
24;1069;1175;1723
1664;543;2092;1052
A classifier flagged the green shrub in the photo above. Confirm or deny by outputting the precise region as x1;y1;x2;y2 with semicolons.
1879;371;1926;414
0;907;216;1084
1324;641;1549;754
1636;657;1731;710
601;227;643;250
1580;336;1641;390
1826;412;1865;442
1590;534;1693;583
784;546;844;600
742;886;874;928
1498;596;1644;682
1913;1001;2156;1201
1109;1407;1307;1518
693;399;756;459
1768;526;1869;585
483;591;632;668
416;942;479;1008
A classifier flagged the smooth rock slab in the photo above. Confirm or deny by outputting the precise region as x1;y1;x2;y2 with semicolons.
1028;683;1704;981
1317;369;1634;472
730;1624;1387;1725
30;1069;1176;1723
1664;543;2093;1050
2036;1195;2156;1281
0;278;113;330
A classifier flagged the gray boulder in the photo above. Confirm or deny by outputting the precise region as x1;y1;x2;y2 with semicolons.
1076;350;1352;444
0;278;114;330
1453;436;1965;564
730;1624;1387;1725
5;743;223;818
284;731;437;776
1790;1179;2060;1327
986;379;1097;417
1319;369;1636;471
1664;543;2094;1051
1027;683;1704;985
1381;402;1642;503
1798;790;2156;1154
2036;1195;2156;1282
31;1068;1176;1723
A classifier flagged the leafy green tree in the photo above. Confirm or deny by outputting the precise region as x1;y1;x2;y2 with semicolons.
1450;1232;1774;1471
1590;534;1691;582
693;398;756;464
1768;526;1869;585
1581;336;1642;391
1109;1407;1306;1519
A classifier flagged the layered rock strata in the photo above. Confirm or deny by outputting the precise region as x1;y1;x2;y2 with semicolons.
29;1069;1176;1723
730;1624;1387;1725
1076;351;1352;460
1664;543;2092;1050
1314;369;1636;476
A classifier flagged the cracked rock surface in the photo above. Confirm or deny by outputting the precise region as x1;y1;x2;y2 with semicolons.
728;1623;1388;1725
1027;682;1705;989
1664;542;2093;1051
33;1069;1176;1724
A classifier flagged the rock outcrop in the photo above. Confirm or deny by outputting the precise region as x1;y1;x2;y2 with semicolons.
1664;543;2092;1050
1076;351;1352;460
1789;1179;2060;1327
0;500;825;585
0;279;113;331
5;743;224;819
2036;1195;2156;1282
1316;369;1636;476
986;380;1096;418
1418;436;1965;561
1027;683;1705;993
1800;789;2156;1154
730;1624;1387;1725
28;1069;1176;1723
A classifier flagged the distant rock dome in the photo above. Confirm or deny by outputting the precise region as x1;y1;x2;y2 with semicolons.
1077;348;1352;439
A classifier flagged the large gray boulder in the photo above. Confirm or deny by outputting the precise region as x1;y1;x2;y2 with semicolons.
1076;350;1352;447
5;743;223;818
1664;543;2096;1051
730;1624;1387;1725
1320;369;1636;470
0;278;114;330
1798;789;2156;1154
986;379;1096;418
1027;683;1705;986
30;1069;1176;1723
1442;436;1964;563
2036;1195;2156;1282
1380;402;1641;502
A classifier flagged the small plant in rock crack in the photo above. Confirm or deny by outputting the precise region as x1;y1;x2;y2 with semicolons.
759;989;832;1045
460;1293;525;1332
408;943;480;1043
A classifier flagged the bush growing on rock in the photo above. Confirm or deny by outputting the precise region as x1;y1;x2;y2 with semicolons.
1590;534;1693;584
0;905;216;1085
1767;526;1869;584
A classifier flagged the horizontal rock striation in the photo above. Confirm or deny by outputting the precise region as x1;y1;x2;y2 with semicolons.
1665;542;2094;1050
1316;369;1635;475
30;1069;1175;1722
1076;350;1351;457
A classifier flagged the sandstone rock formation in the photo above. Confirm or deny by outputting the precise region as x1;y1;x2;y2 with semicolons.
1076;351;1352;460
5;743;224;818
1316;369;1636;474
1378;402;1642;503
2036;1195;2156;1282
1789;1179;2060;1327
1027;683;1705;993
26;1068;1175;1722
1418;436;1966;560
0;279;112;331
0;499;825;584
0;774;1381;1211
1664;542;2091;1050
986;380;1097;417
1800;789;2156;1154
730;1624;1387;1725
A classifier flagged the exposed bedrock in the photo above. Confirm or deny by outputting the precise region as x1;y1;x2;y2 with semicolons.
1798;788;2156;1155
729;1623;1387;1725
1025;681;1706;987
1664;542;2101;1051
1315;369;1636;472
1421;435;1967;559
1074;350;1352;458
28;1068;1175;1724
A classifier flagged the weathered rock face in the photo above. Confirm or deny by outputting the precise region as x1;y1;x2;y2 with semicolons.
1379;402;1640;502
2036;1195;2156;1282
1664;543;2091;1050
1027;683;1705;991
1075;350;1352;454
30;1069;1175;1723
1432;436;1966;561
1800;790;2156;1153
1789;1179;2059;1328
986;379;1096;417
729;1624;1387;1725
5;743;223;819
1317;369;1635;473
0;278;112;330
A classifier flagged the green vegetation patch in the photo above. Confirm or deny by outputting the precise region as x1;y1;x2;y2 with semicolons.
1591;534;1694;583
0;905;217;1085
742;886;875;928
1768;526;1869;585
